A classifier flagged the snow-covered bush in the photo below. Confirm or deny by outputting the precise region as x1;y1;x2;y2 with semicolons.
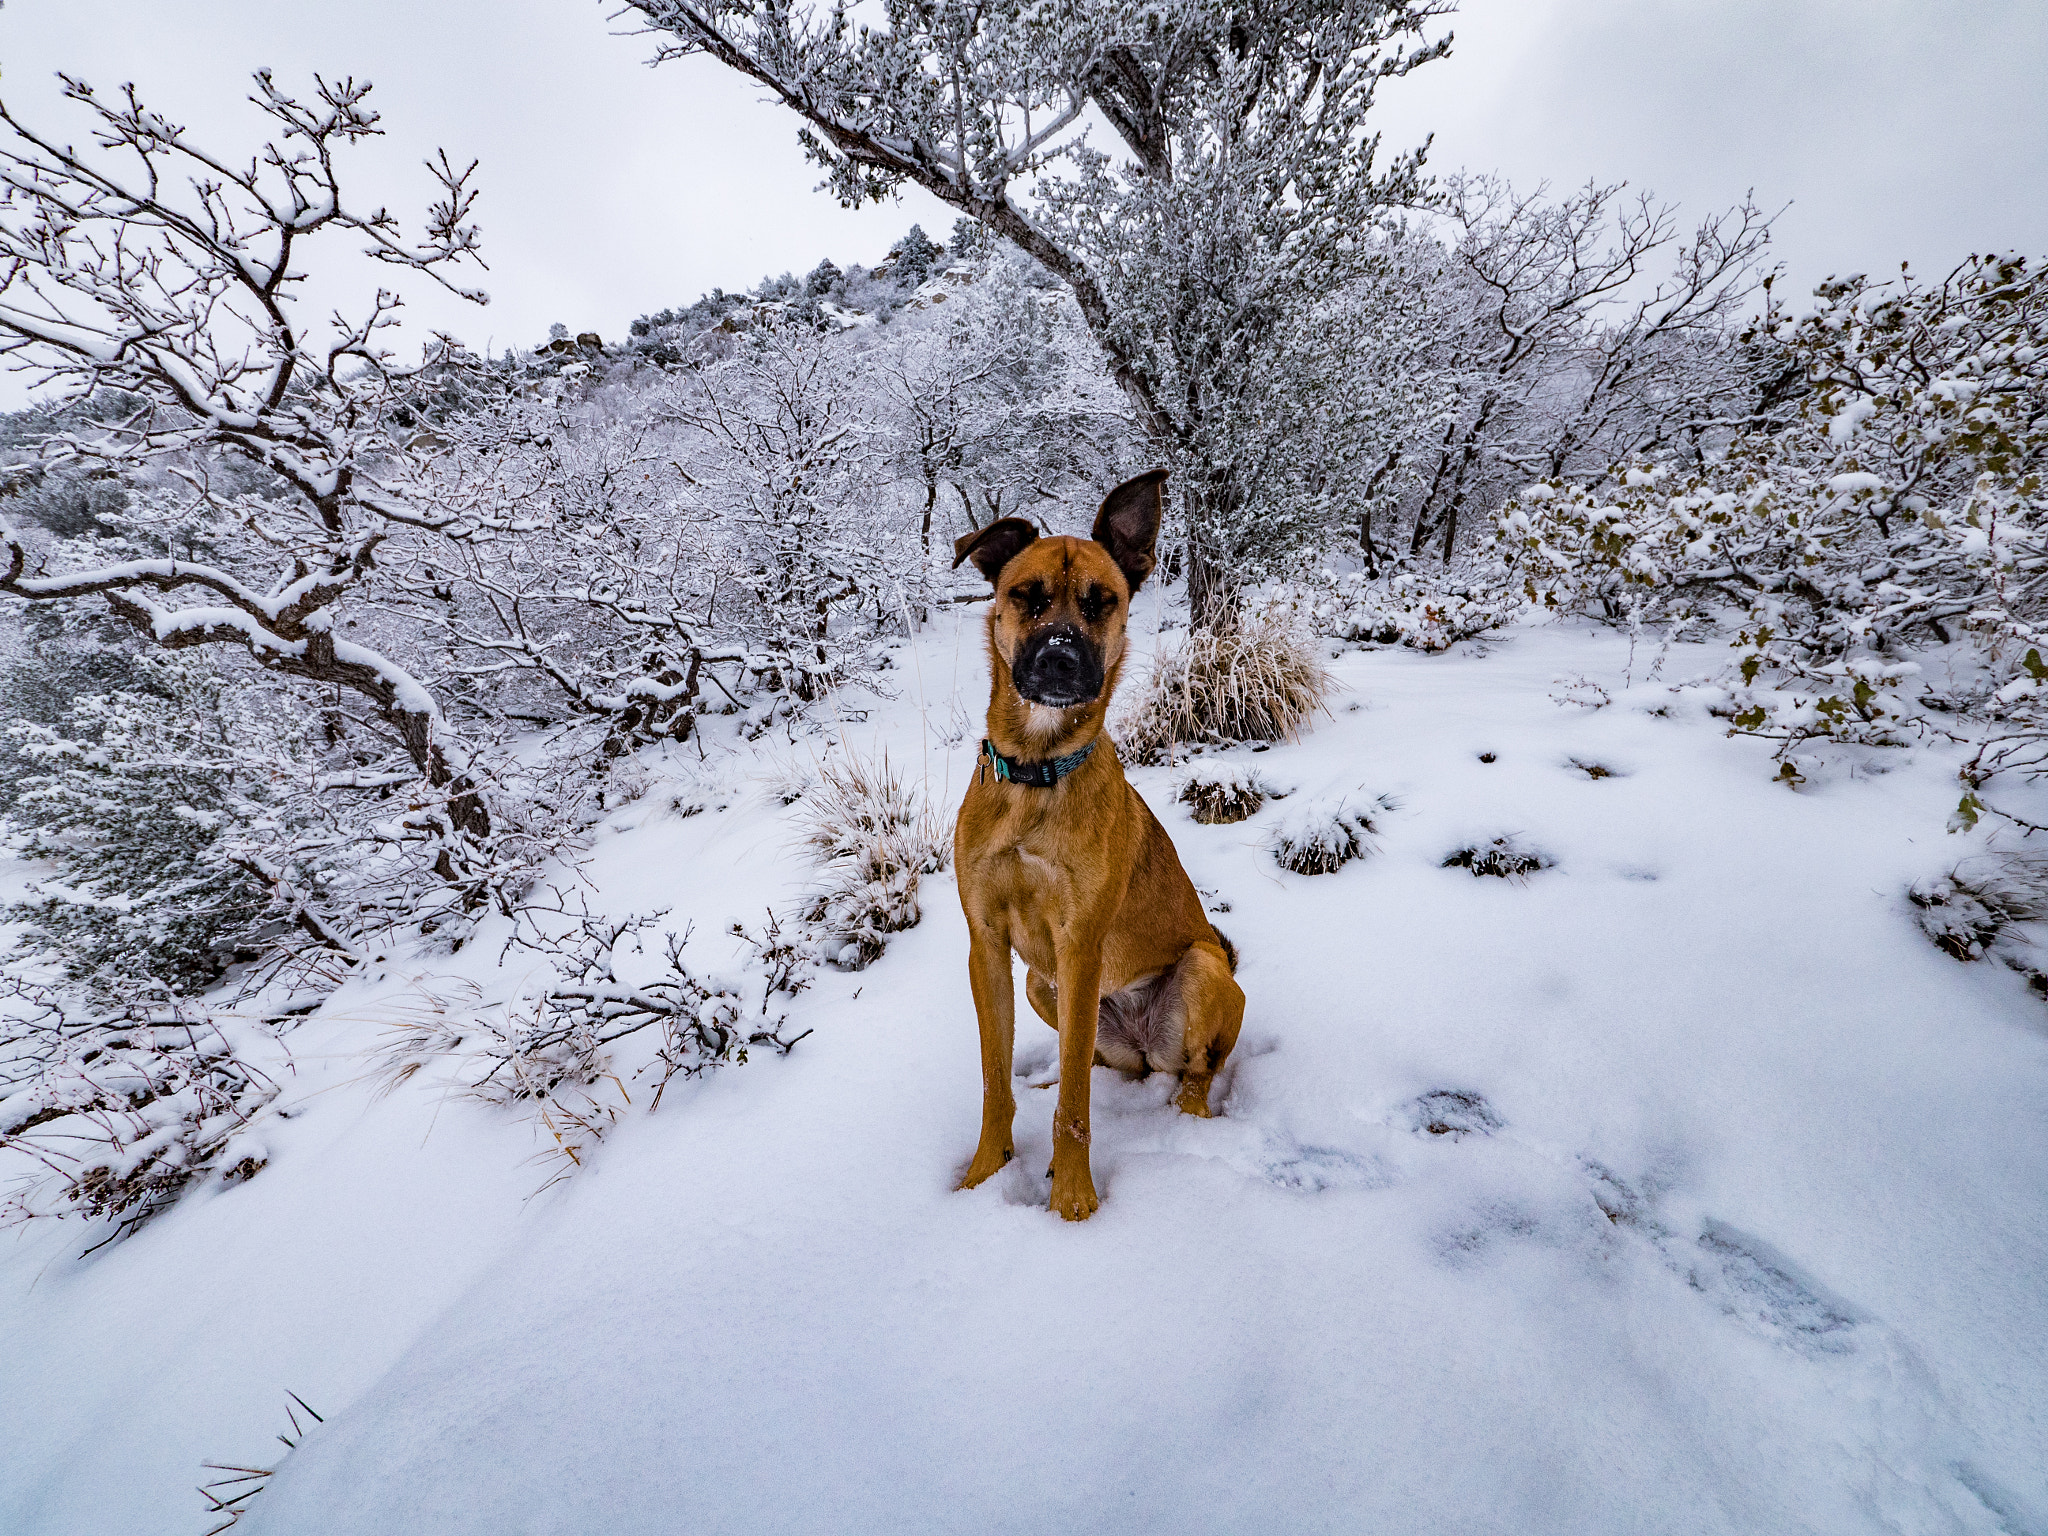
2;658;312;997
1269;796;1382;875
1442;836;1553;880
1178;763;1276;825
0;980;281;1236
1296;564;1524;652
1380;175;1773;569
1119;617;1331;764
1909;852;2048;986
380;905;814;1177
795;750;951;969
1506;255;2048;777
654;317;924;706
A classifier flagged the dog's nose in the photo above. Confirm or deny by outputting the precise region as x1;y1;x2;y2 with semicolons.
1039;633;1082;683
1014;623;1103;706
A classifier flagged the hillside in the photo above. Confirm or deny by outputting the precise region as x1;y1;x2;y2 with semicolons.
4;600;2045;1535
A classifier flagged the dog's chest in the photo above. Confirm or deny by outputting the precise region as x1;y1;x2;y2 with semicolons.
972;837;1070;908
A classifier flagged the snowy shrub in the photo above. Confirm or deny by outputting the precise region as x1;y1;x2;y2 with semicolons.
1118;617;1331;764
1442;836;1553;880
0;549;150;814
378;905;816;1179
3;651;582;995
1505;255;2048;782
1178;763;1276;825
1908;852;2048;984
486;907;810;1105
0;980;281;1237
1269;796;1382;875
795;749;951;968
1298;565;1523;652
2;659;306;998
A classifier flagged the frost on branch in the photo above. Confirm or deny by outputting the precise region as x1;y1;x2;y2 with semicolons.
0;69;504;891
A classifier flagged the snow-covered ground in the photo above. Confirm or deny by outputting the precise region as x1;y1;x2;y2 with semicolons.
4;600;2047;1535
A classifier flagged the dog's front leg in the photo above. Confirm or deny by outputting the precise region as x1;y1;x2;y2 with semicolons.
1048;946;1103;1221
958;919;1017;1190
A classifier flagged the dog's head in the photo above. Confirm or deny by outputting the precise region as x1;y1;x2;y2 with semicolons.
952;469;1166;712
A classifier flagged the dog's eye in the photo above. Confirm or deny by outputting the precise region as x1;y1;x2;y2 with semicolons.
1010;581;1050;619
1079;587;1118;623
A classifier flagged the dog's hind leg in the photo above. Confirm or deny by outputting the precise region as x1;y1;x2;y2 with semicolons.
1025;967;1059;1028
1171;941;1245;1118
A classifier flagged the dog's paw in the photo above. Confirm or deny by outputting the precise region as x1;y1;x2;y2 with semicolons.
1174;1074;1216;1116
957;1143;1014;1190
1048;1167;1100;1221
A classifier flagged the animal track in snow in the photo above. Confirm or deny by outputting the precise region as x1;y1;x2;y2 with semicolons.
1409;1089;1502;1139
1584;1162;1862;1357
1257;1141;1388;1193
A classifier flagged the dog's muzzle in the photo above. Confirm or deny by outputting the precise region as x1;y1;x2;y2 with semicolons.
1012;624;1104;707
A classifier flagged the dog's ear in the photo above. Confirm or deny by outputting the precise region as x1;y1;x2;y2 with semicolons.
952;517;1039;584
1091;469;1167;593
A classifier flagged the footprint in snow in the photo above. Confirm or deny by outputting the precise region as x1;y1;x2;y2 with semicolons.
1410;1089;1502;1140
1584;1162;1862;1357
1257;1140;1388;1193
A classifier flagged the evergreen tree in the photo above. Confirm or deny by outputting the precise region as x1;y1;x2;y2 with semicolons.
893;224;941;287
804;258;843;297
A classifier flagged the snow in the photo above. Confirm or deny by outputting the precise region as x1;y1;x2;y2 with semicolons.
4;602;2048;1535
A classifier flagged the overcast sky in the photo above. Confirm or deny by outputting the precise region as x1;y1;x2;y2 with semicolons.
1;0;2043;372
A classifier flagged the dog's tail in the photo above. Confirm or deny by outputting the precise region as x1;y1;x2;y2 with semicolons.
1210;925;1239;973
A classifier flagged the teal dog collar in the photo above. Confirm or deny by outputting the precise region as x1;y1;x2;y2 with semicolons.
981;738;1096;788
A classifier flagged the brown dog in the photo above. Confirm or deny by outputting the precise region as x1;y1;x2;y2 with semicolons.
951;469;1246;1221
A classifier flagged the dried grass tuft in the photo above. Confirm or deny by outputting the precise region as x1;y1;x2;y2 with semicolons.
1442;836;1552;880
1909;852;2048;966
1178;763;1275;825
1118;616;1331;764
1269;796;1383;875
795;748;951;969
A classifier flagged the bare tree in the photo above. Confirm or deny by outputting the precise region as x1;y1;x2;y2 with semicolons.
871;254;1134;584
617;0;1452;623
0;71;495;835
656;314;911;707
1402;174;1775;563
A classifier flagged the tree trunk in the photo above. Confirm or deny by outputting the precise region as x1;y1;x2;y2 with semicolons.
1179;476;1241;631
918;474;938;623
1359;447;1403;577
